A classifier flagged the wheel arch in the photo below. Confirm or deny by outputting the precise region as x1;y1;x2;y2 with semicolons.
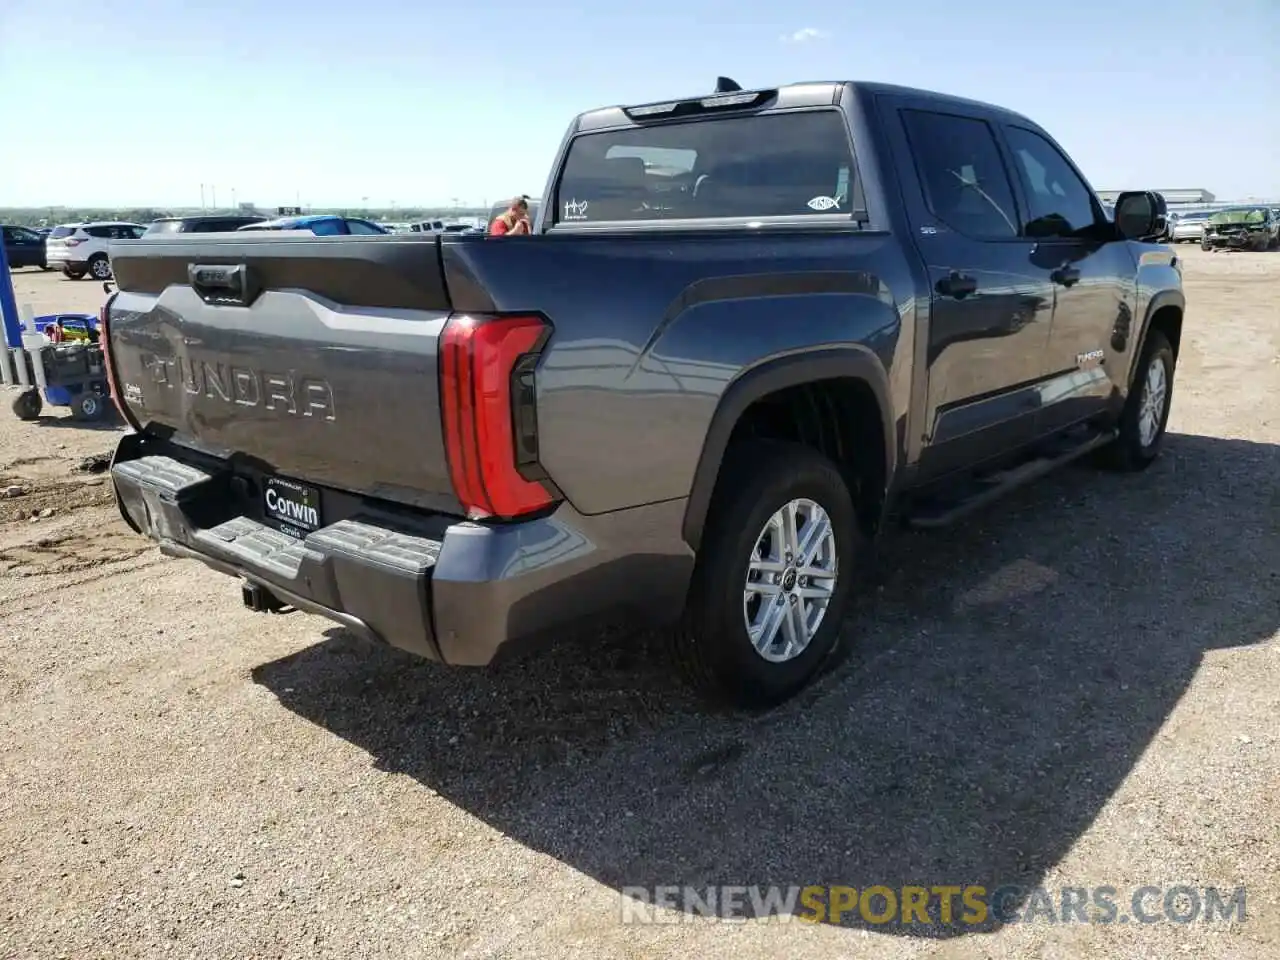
681;347;897;553
1130;289;1184;389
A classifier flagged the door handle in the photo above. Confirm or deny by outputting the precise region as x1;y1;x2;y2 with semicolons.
936;271;977;300
1051;265;1081;287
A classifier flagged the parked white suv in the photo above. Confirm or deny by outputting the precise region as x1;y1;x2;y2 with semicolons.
45;222;145;280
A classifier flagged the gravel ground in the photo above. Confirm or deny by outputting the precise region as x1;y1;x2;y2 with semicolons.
1;248;1277;960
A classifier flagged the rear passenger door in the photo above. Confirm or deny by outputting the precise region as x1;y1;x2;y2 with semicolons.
885;97;1056;481
998;124;1138;435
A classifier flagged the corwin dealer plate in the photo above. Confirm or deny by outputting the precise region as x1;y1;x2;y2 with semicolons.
263;476;322;538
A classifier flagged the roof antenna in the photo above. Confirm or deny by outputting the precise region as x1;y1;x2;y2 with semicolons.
714;76;742;93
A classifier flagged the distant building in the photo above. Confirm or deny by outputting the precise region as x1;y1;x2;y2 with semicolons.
1096;188;1215;206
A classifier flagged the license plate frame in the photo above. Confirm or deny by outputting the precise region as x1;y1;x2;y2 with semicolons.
262;476;322;538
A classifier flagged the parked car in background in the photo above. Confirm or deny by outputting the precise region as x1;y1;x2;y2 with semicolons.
408;220;485;235
237;214;389;235
145;214;267;234
1170;210;1214;243
1201;206;1279;251
2;224;50;270
44;222;145;280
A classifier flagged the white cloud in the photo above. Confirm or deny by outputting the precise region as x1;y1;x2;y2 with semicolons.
780;27;828;43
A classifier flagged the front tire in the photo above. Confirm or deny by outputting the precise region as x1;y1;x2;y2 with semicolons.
1100;329;1175;472
672;440;861;709
69;392;106;421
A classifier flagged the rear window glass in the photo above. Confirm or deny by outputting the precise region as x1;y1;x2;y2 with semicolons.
191;218;261;232
49;226;78;239
554;110;857;224
1209;208;1267;224
145;220;183;234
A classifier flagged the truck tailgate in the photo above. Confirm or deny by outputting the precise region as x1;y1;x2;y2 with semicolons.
106;234;461;514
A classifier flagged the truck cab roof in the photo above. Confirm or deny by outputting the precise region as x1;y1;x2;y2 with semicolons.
572;80;1037;134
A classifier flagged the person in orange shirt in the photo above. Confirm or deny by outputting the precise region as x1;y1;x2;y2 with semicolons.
490;196;532;236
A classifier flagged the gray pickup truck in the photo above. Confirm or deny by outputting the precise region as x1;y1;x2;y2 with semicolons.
101;79;1184;708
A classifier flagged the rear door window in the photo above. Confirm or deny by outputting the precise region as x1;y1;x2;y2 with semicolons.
308;218;346;236
900;109;1020;240
49;226;77;239
554;110;859;224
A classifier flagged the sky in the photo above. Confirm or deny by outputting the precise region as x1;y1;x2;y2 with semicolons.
1;0;1278;208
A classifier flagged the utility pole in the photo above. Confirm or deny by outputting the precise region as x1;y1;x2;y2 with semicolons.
211;186;217;210
200;184;206;210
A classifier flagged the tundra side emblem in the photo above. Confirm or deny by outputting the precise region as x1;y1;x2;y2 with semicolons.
1076;349;1105;367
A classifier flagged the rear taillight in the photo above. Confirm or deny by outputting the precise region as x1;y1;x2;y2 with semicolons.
439;314;555;520
65;237;85;247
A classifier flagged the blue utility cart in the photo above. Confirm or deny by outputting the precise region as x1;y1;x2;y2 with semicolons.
7;312;113;422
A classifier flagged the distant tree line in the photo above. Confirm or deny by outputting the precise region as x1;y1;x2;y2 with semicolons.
0;206;493;227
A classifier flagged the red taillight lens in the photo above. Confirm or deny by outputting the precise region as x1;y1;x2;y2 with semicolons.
440;314;554;520
65;237;84;247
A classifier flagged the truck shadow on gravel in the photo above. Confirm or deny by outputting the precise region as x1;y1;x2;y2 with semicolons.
252;431;1278;938
30;414;124;432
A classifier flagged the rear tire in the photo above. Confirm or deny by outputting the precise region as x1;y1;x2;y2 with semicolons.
1098;329;1175;472
88;254;112;281
63;267;86;280
671;440;861;709
12;389;43;421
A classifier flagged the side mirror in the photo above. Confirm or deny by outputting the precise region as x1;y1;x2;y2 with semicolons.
1114;191;1168;241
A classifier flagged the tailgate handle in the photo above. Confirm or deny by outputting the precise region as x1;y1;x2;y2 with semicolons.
188;263;260;306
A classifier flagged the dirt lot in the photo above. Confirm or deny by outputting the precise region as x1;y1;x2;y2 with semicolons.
1;249;1277;960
